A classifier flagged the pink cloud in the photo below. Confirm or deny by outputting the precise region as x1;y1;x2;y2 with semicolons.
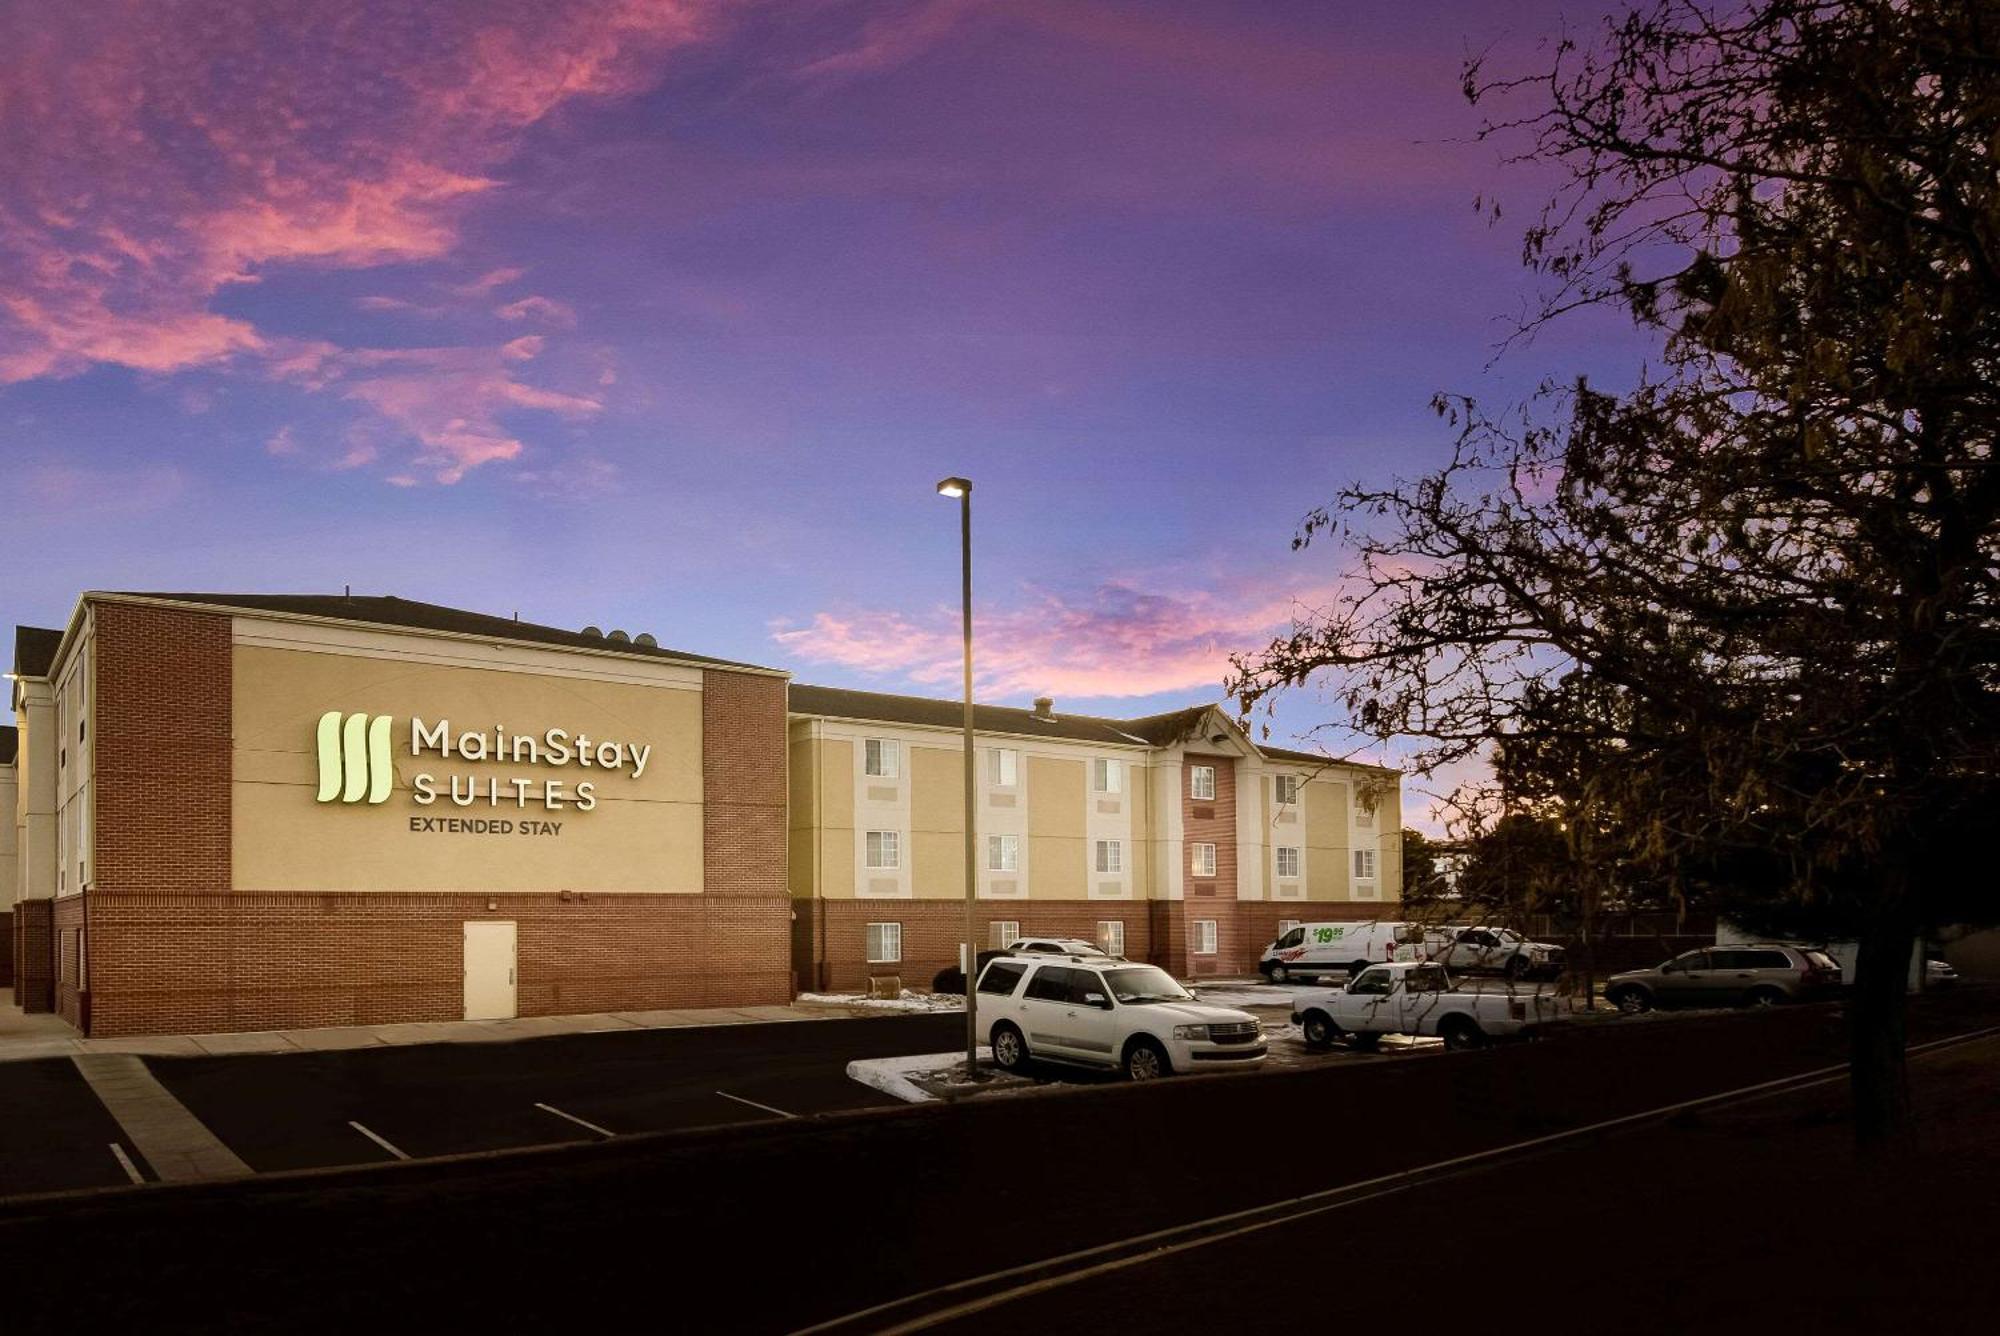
328;342;602;485
495;295;579;326
0;1;717;478
772;578;1337;700
793;0;992;85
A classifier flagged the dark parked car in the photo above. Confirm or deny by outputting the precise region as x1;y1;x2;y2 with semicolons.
1605;944;1843;1013
931;950;1009;996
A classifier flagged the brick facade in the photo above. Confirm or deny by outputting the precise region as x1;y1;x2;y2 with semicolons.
93;602;233;895
12;897;52;1011
701;670;787;898
84;890;791;1036
0;908;11;988
1180;753;1238;975
796;899;1156;994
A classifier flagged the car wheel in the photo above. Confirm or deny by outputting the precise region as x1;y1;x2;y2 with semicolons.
1441;1018;1486;1050
1347;1032;1382;1053
1270;963;1290;985
1745;987;1787;1009
1301;1010;1337;1049
1610;987;1653;1014
991;1023;1027;1071
1124;1038;1171;1081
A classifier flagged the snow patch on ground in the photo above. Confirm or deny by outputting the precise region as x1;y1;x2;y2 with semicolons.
797;990;965;1013
846;1049;1037;1103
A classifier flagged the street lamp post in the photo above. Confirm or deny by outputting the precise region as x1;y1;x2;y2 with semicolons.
936;475;979;1079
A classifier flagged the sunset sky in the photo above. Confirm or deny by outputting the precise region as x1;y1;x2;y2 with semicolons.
0;0;1653;819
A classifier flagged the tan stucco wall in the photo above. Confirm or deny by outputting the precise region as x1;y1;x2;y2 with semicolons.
1303;777;1351;901
787;732;817;901
232;644;705;894
814;738;856;898
1026;755;1086;898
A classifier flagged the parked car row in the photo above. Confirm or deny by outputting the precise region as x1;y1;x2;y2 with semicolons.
1258;920;1565;984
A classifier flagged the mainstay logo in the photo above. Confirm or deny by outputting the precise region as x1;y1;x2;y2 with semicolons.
316;711;394;804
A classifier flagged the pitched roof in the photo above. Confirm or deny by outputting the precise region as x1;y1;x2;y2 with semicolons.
13;626;61;678
0;724;16;765
787;683;1171;746
1259;742;1399;776
105;593;780;674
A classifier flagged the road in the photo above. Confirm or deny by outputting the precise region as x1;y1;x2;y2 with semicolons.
1;990;1992;1333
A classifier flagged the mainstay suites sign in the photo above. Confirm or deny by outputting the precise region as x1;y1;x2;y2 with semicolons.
315;711;652;814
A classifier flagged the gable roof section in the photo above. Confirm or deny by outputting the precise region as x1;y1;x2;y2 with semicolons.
102;593;781;674
13;626;61;678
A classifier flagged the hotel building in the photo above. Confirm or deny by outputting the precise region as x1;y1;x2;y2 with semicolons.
9;592;1399;1036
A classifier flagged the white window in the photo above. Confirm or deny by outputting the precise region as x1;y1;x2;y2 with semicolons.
1191;843;1217;878
1278;919;1301;936
1353;849;1377;881
1092;757;1123;793
990;920;1020;949
865;922;902;963
1095;839;1123;874
1190;765;1216;800
1274;775;1299;805
988;747;1018;787
1194;919;1218;955
987;834;1019;872
1276;847;1301;879
865;830;901;869
1097;920;1126;957
864;738;900;778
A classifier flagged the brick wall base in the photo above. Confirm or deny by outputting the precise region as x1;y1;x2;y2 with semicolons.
79;892;793;1037
793;898;1400;992
13;899;53;1012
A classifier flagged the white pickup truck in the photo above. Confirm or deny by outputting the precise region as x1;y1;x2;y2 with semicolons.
1290;961;1565;1051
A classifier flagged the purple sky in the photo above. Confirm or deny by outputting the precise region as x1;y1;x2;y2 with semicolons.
1;1;1652;820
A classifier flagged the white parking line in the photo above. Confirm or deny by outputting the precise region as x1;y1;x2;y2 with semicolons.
347;1120;410;1160
795;1024;2000;1335
108;1142;145;1185
534;1101;616;1139
715;1090;796;1119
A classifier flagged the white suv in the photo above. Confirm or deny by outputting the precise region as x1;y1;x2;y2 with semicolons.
975;956;1265;1080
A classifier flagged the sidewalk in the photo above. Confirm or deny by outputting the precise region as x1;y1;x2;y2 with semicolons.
0;998;879;1065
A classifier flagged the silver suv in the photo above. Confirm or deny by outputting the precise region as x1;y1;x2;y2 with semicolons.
1605;944;1843;1012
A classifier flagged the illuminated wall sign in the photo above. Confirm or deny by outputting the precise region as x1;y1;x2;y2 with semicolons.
314;712;653;813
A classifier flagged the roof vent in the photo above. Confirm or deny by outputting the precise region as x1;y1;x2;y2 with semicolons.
1033;696;1054;718
635;633;658;648
581;626;604;638
607;629;631;643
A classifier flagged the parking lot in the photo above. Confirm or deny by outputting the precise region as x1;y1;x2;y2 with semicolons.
0;977;1573;1197
0;1012;961;1196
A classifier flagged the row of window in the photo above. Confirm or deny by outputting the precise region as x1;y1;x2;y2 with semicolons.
872;918;1235;963
861;740;1375;827
863;833;1377;882
864;739;1132;794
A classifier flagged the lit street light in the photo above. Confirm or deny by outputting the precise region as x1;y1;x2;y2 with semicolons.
936;475;979;1078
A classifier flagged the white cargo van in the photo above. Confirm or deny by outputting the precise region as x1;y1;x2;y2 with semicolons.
1257;921;1441;984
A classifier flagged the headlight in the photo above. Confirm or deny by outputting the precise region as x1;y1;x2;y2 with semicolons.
1172;1024;1209;1040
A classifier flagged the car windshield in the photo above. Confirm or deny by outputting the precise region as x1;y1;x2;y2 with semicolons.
1102;967;1193;1004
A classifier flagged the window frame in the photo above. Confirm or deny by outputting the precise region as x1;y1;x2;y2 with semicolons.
1092;757;1123;794
1274;774;1299;806
988;747;1019;788
987;833;1020;872
989;920;1021;950
1193;919;1218;955
1352;848;1377;881
1095;839;1123;875
1097;920;1126;957
865;921;902;964
1190;765;1216;801
865;830;902;870
1275;846;1301;879
1191;842;1217;878
863;738;901;779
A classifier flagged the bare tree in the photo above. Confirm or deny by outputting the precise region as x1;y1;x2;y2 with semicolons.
1233;0;1999;1150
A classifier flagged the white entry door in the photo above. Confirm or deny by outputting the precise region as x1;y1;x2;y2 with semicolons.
463;921;518;1020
